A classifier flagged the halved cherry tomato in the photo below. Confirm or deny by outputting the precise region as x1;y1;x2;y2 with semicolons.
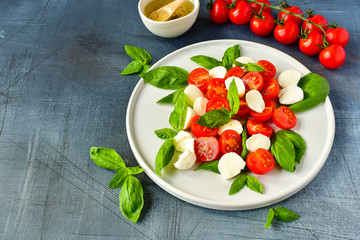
249;0;271;14
250;100;275;122
206;78;228;99
225;66;245;79
206;97;230;112
194;137;220;162
257;60;276;81
191;115;218;138
235;97;250;117
261;78;280;100
247;119;273;137
219;130;242;155
246;148;275;175
273;106;297;129
242;72;264;91
188;68;210;91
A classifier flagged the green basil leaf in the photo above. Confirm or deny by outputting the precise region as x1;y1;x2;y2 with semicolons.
157;88;185;104
194;160;220;174
155;128;178;139
229;173;247;195
196;108;232;128
190;55;222;69
240;125;249;159
289;73;330;112
90;147;126;172
124;45;151;64
274;207;300;222
109;168;128;189
222;45;241;70
139;64;152;78
120;60;143;75
127;166;144;175
279;130;306;163
271;132;296;172
245;63;265;72
119;175;144;222
142;66;189;90
265;208;275;229
155;139;175;176
169;91;187;132
233;61;247;68
246;175;263;194
227;78;240;114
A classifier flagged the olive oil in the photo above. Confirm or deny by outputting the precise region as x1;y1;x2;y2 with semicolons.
145;0;194;21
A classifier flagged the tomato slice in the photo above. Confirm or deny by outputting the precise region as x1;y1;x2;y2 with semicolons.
235;97;250;117
206;97;230;112
261;78;280;100
273;106;297;129
242;72;264;91
219;130;242;155
206;78;228;99
191;115;218;137
247;119;273;137
225;66;245;79
257;60;276;81
250;100;275;122
246;148;275;175
188;68;210;91
194;137;220;162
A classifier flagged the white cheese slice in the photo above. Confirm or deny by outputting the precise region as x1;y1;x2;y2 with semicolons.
245;90;265;113
225;77;246;97
209;66;227;79
183;107;195;130
218;119;243;135
174;150;197;170
278;69;301;88
246;134;271;152
173;131;194;152
184;84;204;106
193;97;209;116
218;152;246;179
278;85;304;105
235;56;255;65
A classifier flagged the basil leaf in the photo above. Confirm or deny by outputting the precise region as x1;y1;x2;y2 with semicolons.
142;66;189;90
227;79;240;114
229;173;247;195
246;175;263;194
279;130;306;163
157;88;185;104
190;55;222;70
274;207;300;222
119;175;144;223
289;73;330;112
265;208;275;229
222;45;241;70
155;128;178;139
109;168;128;189
169;91;187;132
90;147;126;172
245;63;265;72
139;64;152;78
240;125;249;159
155;139;175;176
271;132;296;172
124;45;151;65
196;108;232;128
194;160;220;174
127;166;144;175
120;60;143;75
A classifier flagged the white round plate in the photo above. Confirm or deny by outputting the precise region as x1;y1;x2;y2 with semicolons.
126;40;335;210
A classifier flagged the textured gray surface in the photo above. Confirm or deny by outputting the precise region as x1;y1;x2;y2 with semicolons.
0;0;359;239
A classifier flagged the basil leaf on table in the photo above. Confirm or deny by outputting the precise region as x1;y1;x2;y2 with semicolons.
273;206;301;222
169;91;187;132
157;88;185;104
278;130;306;163
229;173;247;195
142;66;189;90
155;138;175;176
196;108;232;128
245;175;263;194
194;160;220;174
271;132;296;172
222;44;241;70
139;64;152;78
124;45;152;65
90;147;126;172
154;128;178;139
127;166;144;175
190;55;222;70
227;79;240;114
120;60;144;75
109;168;129;189
265;208;275;229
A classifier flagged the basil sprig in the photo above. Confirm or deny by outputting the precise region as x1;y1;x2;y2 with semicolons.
230;174;263;195
155;139;175;176
194;160;220;174
121;45;152;76
157;88;185;104
234;61;265;72
142;66;189;90
189;55;222;70
265;206;300;229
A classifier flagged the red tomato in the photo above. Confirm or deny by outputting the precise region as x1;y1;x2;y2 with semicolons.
257;60;276;81
229;1;252;25
250;12;275;37
274;21;300;45
250;100;275;122
194;137;220;162
249;0;271;14
208;0;230;24
191;115;218;138
247;119;273;137
246;148;275;175
319;44;346;69
325;27;349;47
302;14;328;34
225;66;245;79
219;130;242;155
273;106;297;129
206;97;230;112
278;5;303;25
299;30;324;56
242;72;264;91
235;97;250;117
188;68;210;91
261;78;280;100
206;78;228;99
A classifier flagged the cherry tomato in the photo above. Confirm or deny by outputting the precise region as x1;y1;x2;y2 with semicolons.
235;97;250;117
191;115;218;138
246;119;273;137
274;21;300;45
229;1;252;25
242;72;264;91
249;0;271;14
188;68;210;91
319;44;346;69
250;100;275;122
273;106;297;129
206;97;230;112
208;0;230;24
250;12;275;37
299;30;324;56
219;130;242;155
257;60;276;81
261;78;280;100
206;78;228;99
302;14;328;34
225;66;245;79
194;137;220;162
278;5;303;25
246;148;275;175
325;27;349;47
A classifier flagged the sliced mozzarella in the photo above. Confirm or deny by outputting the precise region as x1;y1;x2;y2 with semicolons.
225;77;246;97
278;69;301;88
183;107;195;130
173;131;194;152
218;152;246;179
193;97;209;116
235;56;255;65
209;66;227;79
174;150;196;170
246;134;271;152
218;119;243;135
278;85;304;105
245;90;265;113
184;84;204;106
